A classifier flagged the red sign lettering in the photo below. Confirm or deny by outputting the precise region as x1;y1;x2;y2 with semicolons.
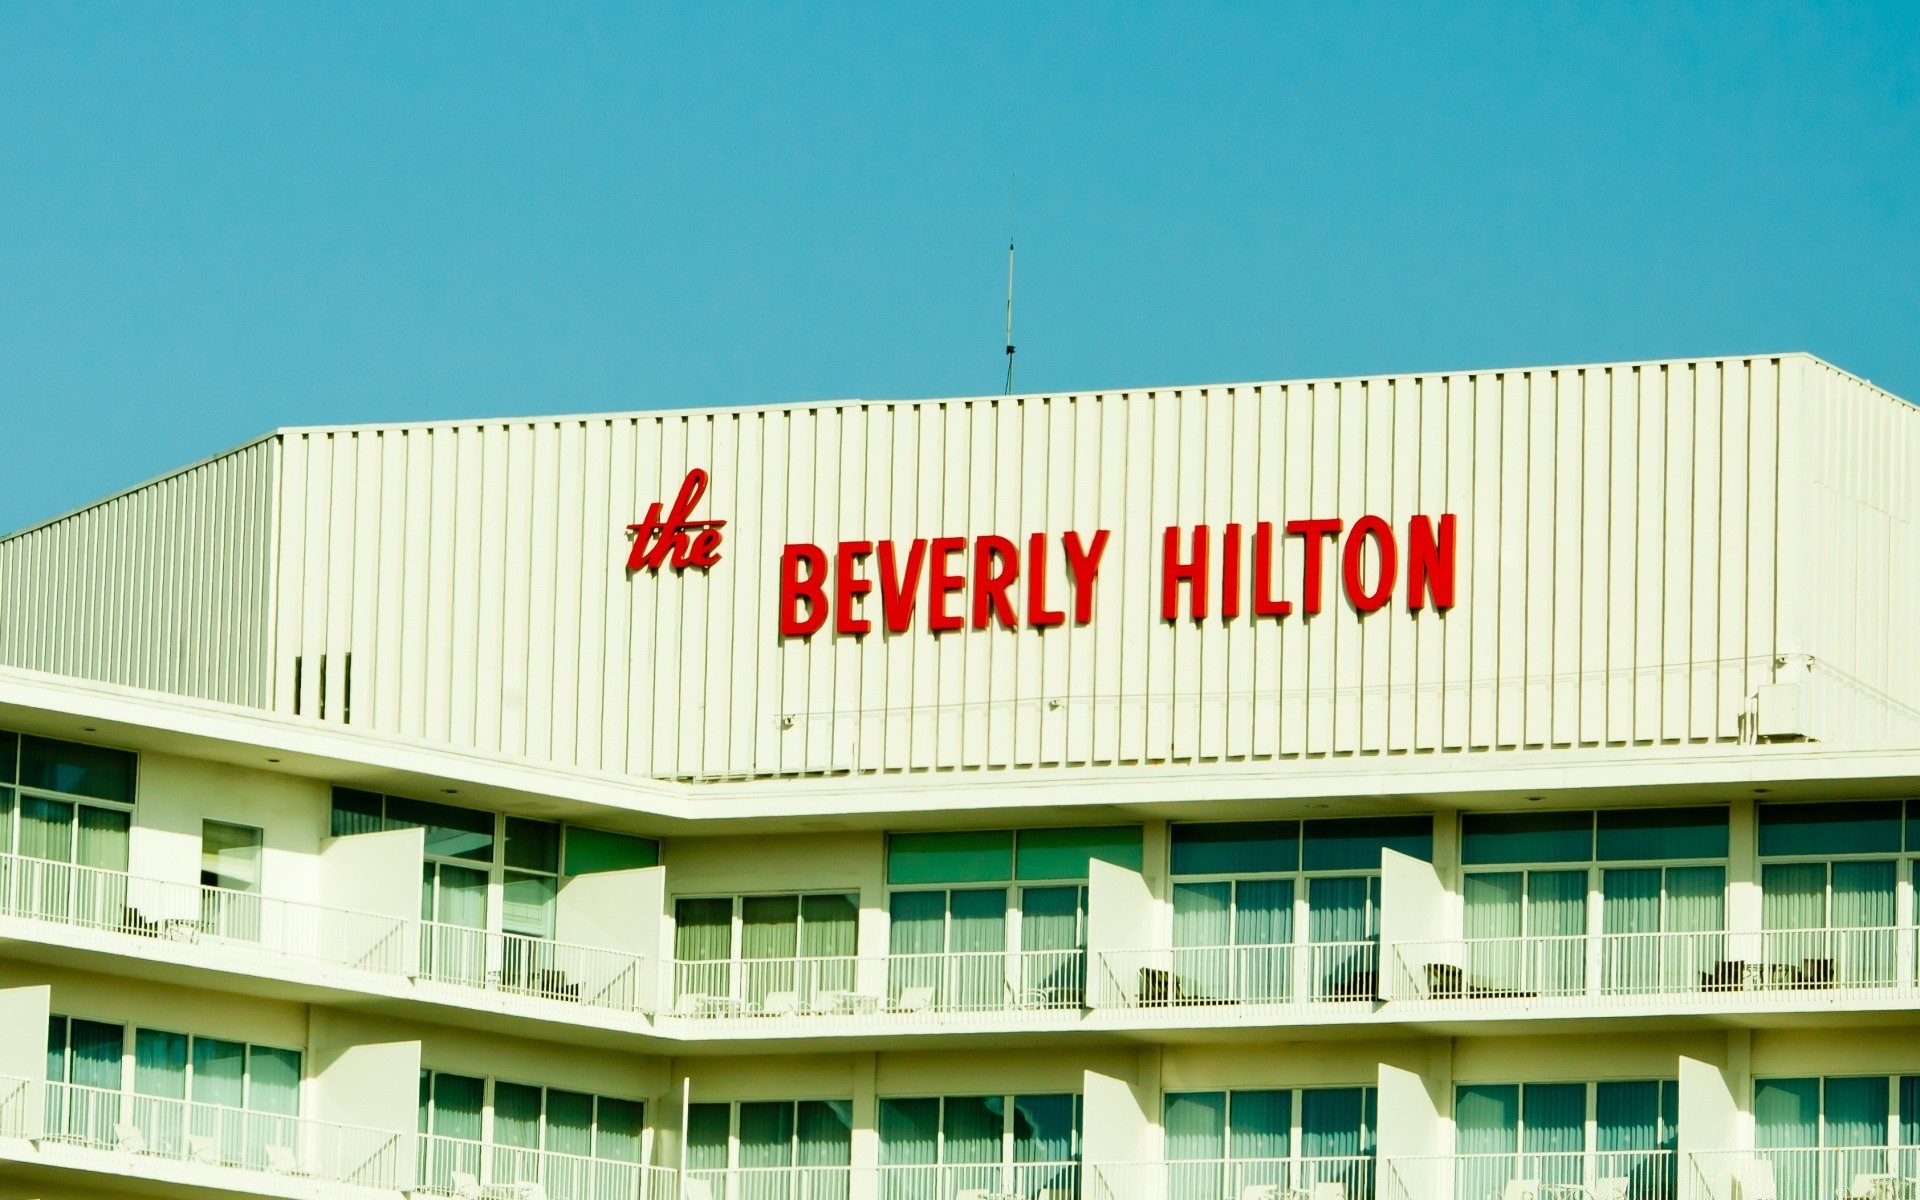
626;469;726;571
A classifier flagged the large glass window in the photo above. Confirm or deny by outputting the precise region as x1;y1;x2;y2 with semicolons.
418;1070;645;1200
46;1016;299;1167
200;820;264;940
1454;1081;1676;1200
0;732;137;926
1755;1075;1920;1199
1455;808;1729;1000
1164;1086;1375;1200
686;1099;853;1199
1167;817;1430;1005
885;828;1142;1013
672;892;859;1015
1759;802;1906;990
878;1092;1080;1199
332;788;660;992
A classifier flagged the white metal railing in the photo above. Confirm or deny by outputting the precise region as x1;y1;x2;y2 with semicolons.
0;850;408;974
1386;928;1910;1006
1090;942;1379;1010
1382;1150;1677;1200
1688;1148;1920;1200
418;1134;677;1200
1088;1155;1373;1199
40;1080;405;1189
680;1164;857;1199
873;1160;1082;1199
418;921;649;1014
668;950;1087;1023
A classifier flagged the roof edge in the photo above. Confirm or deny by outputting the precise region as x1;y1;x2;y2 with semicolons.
0;430;282;542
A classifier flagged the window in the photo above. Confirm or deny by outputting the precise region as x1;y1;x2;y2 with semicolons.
418;1071;646;1199
1758;802;1908;989
332;788;660;990
686;1099;852;1192
201;821;265;940
1164;1086;1376;1200
1457;808;1729;998
673;892;859;1013
878;1092;1080;1199
1755;1076;1920;1197
1169;817;1429;1005
885;828;1142;1013
1453;1081;1676;1199
0;731;137;925
46;1016;300;1166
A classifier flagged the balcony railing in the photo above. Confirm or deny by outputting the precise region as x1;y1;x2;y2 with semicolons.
418;921;649;1014
873;1161;1082;1199
1087;1155;1373;1199
0;1075;30;1139
419;1133;678;1200
38;1080;406;1190
1381;1151;1677;1200
1688;1148;1920;1200
1089;942;1380;1011
668;950;1087;1024
1385;928;1909;1007
0;850;650;1019
680;1165;856;1199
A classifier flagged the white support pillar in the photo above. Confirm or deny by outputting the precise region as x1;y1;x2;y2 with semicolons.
308;1009;422;1184
1378;1044;1452;1200
1084;1053;1162;1200
1679;1039;1746;1200
0;985;50;1137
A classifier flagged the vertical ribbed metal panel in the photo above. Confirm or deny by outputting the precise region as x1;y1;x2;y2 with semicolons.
1781;358;1920;740
0;438;278;707
270;356;1797;779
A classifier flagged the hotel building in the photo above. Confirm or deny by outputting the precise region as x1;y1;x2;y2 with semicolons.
1;353;1919;1200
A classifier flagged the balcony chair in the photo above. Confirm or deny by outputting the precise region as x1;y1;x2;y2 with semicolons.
1731;1159;1777;1200
1238;1186;1280;1200
1798;957;1837;988
533;969;580;1002
892;985;935;1013
1498;1179;1539;1200
680;1180;715;1200
1591;1177;1629;1200
760;990;800;1017
1311;1183;1349;1200
112;1123;146;1155
451;1171;486;1200
1846;1173;1898;1199
1138;966;1178;1005
265;1144;312;1176
187;1135;221;1167
1424;962;1466;999
673;993;711;1018
1701;959;1748;991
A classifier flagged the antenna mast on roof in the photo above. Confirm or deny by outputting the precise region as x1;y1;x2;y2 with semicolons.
1004;175;1016;396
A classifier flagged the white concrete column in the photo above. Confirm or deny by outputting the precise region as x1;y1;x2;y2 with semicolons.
1679;1035;1747;1200
1726;799;1762;969
0;985;50;1137
308;1008;423;1184
1378;1043;1453;1200
1084;1053;1162;1200
849;1052;878;1200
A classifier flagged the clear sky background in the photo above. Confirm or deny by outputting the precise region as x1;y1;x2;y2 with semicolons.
1;3;1914;533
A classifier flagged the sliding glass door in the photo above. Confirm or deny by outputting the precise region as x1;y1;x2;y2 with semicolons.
888;888;1008;1012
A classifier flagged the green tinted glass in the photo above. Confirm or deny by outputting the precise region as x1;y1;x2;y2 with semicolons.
330;788;383;837
20;736;134;803
1758;801;1903;858
1597;807;1730;861
505;817;560;872
1171;822;1299;875
1462;811;1594;865
563;827;659;875
888;830;1014;885
1303;816;1434;870
1015;826;1143;880
387;796;495;861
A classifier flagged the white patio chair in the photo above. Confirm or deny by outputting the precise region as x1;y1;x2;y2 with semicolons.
452;1170;486;1200
1312;1183;1349;1200
265;1144;310;1175
893;985;935;1013
1238;1184;1280;1200
1848;1175;1897;1200
112;1123;146;1154
187;1135;221;1166
1591;1177;1629;1200
760;990;799;1016
673;992;708;1017
1500;1180;1540;1200
1733;1159;1778;1200
680;1179;716;1200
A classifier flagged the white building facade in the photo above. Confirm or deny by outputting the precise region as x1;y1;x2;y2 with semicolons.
0;353;1918;1200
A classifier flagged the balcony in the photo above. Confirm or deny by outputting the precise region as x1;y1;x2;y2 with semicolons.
1688;1149;1920;1200
1086;1155;1373;1199
1089;942;1380;1013
29;1079;406;1192
418;922;650;1014
1384;928;1909;1010
0;849;650;1023
419;1133;677;1200
666;951;1086;1028
1380;1151;1677;1200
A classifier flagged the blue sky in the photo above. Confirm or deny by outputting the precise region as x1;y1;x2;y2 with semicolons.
1;2;1914;533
